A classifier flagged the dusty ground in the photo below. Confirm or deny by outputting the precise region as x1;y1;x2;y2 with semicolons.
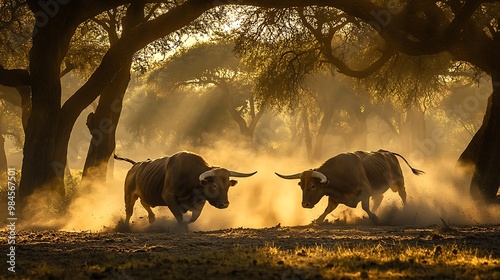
2;223;499;279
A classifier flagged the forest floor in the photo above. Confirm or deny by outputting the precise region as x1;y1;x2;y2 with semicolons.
2;223;499;279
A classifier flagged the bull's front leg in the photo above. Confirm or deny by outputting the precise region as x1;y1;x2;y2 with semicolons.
314;196;338;224
370;194;384;212
164;193;188;230
188;200;206;224
361;198;379;225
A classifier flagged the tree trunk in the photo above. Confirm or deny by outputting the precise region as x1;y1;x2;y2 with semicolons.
17;86;32;132
19;26;70;199
348;110;368;150
81;58;131;181
312;108;334;161
302;108;313;161
457;95;491;171
469;33;500;201
81;2;145;182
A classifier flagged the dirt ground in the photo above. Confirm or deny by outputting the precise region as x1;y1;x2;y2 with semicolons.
2;223;499;279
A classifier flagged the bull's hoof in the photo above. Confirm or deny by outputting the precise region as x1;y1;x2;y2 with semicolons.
313;218;327;225
115;220;132;232
148;215;156;224
175;222;189;233
370;215;380;225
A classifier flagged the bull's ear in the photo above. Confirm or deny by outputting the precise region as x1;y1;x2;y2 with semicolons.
230;180;238;186
200;179;209;186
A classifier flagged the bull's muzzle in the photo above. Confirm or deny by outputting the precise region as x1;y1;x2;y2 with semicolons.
217;201;230;209
302;202;314;208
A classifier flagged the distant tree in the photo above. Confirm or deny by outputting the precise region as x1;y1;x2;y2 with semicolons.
0;99;23;185
144;42;266;145
125;86;231;149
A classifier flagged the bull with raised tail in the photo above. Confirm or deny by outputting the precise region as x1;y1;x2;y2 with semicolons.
276;150;424;225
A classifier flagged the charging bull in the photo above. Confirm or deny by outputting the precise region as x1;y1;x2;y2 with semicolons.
115;151;257;229
275;150;424;225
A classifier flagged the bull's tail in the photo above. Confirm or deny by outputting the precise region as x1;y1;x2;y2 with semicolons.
114;154;136;165
390;152;425;175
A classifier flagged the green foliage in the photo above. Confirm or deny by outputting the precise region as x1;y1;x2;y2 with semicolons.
358;53;456;109
234;4;489;113
0;1;31;69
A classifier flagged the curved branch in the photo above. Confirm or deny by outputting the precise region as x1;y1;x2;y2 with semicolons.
0;65;30;87
323;45;395;78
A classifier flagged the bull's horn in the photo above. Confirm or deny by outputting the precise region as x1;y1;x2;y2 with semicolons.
311;171;327;183
275;172;302;180
229;170;258;177
199;170;216;181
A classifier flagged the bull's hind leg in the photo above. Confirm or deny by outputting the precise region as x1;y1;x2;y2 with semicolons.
140;199;156;224
361;198;379;225
314;196;338;224
125;193;139;225
392;180;407;205
371;194;384;212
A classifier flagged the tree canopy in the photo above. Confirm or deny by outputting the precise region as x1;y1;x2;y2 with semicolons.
0;0;498;202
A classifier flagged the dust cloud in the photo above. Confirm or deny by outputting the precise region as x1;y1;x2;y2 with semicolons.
14;139;499;233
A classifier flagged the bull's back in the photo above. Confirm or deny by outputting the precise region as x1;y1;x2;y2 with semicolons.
356;151;403;193
319;153;368;190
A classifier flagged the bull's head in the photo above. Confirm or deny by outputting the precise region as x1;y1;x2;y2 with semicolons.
275;170;328;208
199;168;257;209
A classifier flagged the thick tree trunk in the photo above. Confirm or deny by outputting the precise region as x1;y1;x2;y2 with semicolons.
17;86;32;132
19;31;67;199
457;95;491;171
18;2;78;200
469;33;500;201
81;59;131;181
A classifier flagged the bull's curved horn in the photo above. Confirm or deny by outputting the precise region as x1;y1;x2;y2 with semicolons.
311;171;328;183
199;170;216;181
229;170;258;177
275;172;302;180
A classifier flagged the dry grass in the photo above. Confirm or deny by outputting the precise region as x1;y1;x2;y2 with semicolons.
259;243;498;279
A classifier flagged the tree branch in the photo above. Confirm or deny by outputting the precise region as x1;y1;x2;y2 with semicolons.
0;65;30;87
378;0;484;55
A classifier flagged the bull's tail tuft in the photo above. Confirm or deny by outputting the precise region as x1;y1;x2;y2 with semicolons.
410;168;425;176
391;152;425;175
114;154;136;165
